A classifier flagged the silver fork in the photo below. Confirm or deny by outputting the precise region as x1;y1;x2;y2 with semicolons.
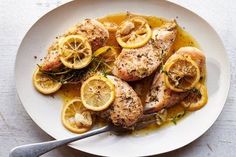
9;114;157;157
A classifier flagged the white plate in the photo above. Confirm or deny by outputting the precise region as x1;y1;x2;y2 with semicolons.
15;0;230;156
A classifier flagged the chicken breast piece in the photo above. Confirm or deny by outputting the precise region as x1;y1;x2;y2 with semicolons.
145;73;188;113
112;41;160;81
175;46;206;77
66;19;109;51
41;19;109;71
112;20;177;81
144;46;205;113
152;20;177;60
100;76;143;128
40;42;62;71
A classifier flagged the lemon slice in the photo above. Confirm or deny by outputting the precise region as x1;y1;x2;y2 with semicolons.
163;55;200;92
81;75;115;111
59;35;92;69
93;46;118;73
181;83;208;111
33;68;62;94
116;17;152;48
61;99;92;133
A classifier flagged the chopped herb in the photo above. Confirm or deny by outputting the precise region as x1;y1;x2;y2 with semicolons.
172;117;177;125
37;64;41;68
190;87;201;97
170;109;187;125
102;70;108;78
37;53;112;85
161;70;169;76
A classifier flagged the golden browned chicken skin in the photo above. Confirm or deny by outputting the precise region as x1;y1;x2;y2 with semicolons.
40;42;62;71
112;41;160;81
100;76;143;128
112;20;177;81
40;51;61;71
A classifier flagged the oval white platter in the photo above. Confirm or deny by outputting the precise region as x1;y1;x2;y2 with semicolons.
15;0;230;156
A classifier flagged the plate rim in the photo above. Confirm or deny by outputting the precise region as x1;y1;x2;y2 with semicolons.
15;0;231;156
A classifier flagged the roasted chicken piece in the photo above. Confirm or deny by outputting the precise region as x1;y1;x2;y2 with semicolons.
112;41;160;81
40;51;61;71
100;76;143;128
112;20;177;81
40;42;62;71
145;46;206;113
152;20;177;60
145;73;188;113
41;19;109;71
66;19;109;51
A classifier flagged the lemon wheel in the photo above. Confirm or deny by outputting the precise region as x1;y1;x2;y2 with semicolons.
93;46;118;73
116;17;152;48
181;83;208;111
33;68;62;94
61;99;92;133
81;75;115;111
59;35;92;69
164;55;200;92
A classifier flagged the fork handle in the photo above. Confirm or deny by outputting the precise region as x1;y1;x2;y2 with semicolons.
9;126;110;157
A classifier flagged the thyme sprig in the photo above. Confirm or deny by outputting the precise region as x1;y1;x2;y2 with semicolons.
39;55;110;84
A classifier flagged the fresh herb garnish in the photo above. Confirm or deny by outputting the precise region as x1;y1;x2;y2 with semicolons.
38;55;110;84
190;87;201;97
170;109;187;125
171;117;177;125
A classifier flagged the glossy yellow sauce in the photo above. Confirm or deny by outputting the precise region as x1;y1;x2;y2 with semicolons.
58;13;203;135
58;84;81;104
